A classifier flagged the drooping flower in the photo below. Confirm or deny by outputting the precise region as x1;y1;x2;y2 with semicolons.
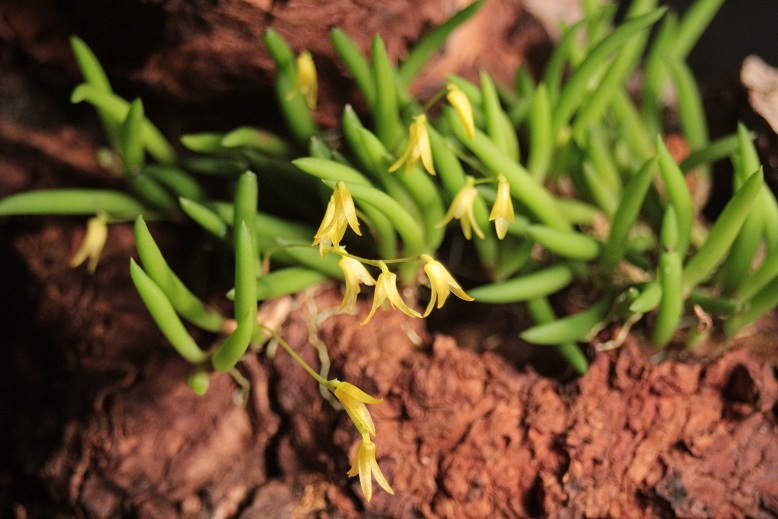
388;114;436;176
447;84;475;139
437;176;484;240
312;181;361;255
339;256;376;312
333;180;361;234
312;197;338;255
289;50;317;110
362;262;422;324
70;214;108;273
489;174;515;239
421;254;474;316
347;436;394;502
333;381;383;436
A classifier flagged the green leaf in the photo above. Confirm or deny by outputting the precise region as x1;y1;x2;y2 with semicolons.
656;137;694;255
0;189;145;218
129;259;208;364
521;296;612;345
651;249;684;347
71;84;176;164
220;127;292;157
134;216;225;332
372;35;403;148
70;36;120;146
120;98;145;173
601;158;656;271
526;297;588;374
469;264;574;303
682;170;764;294
527;225;601;261
226;267;328;300
553;8;667;134
331;29;376;108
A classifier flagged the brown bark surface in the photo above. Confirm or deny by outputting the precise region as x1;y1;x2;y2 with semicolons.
0;0;551;128
3;220;778;518
2;1;778;518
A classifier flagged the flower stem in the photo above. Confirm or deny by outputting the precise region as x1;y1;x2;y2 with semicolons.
258;322;330;386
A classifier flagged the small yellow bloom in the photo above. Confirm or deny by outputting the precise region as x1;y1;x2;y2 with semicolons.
421;254;474;316
339;256;376;312
437;176;484;240
312;197;338;255
289;50;317;110
333;180;361;234
489;174;515;239
388;114;436;176
447;84;475;139
312;182;361;255
362;262;422;324
333;381;382;436
347;437;394;502
70;214;108;273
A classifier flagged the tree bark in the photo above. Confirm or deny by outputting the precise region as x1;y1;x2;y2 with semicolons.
1;1;778;518
1;0;551;128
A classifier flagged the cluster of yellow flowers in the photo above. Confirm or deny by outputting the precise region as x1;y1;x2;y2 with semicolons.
383;92;515;241
329;381;393;502
310;85;516;323
311;178;476;324
304;82;515;504
310;91;498;500
299;60;518;502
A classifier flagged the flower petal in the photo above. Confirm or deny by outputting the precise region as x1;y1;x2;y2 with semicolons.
447;84;475;139
489;176;515;240
369;453;395;495
358;441;374;502
295;51;317;110
313;198;336;242
415;116;436;176
361;276;387;325
466;203;485;240
336;381;383;404
339;257;375;311
449;283;474;302
422;255;474;315
70;214;108;273
335;181;361;236
343;402;376;437
423;289;437;317
382;272;422;318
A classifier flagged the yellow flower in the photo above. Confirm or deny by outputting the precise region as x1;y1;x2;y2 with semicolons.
333;180;361;233
312;181;361;255
333;381;382;436
388;114;435;176
338;256;375;312
489;174;515;239
437;176;484;240
289;50;317;110
312;197;338;255
70;214;108;273
362;262;422;324
421;254;474;316
447;84;475;139
347;436;394;502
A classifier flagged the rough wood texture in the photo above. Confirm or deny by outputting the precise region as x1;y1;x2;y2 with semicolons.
1;0;550;128
2;1;778;517
3;227;777;517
